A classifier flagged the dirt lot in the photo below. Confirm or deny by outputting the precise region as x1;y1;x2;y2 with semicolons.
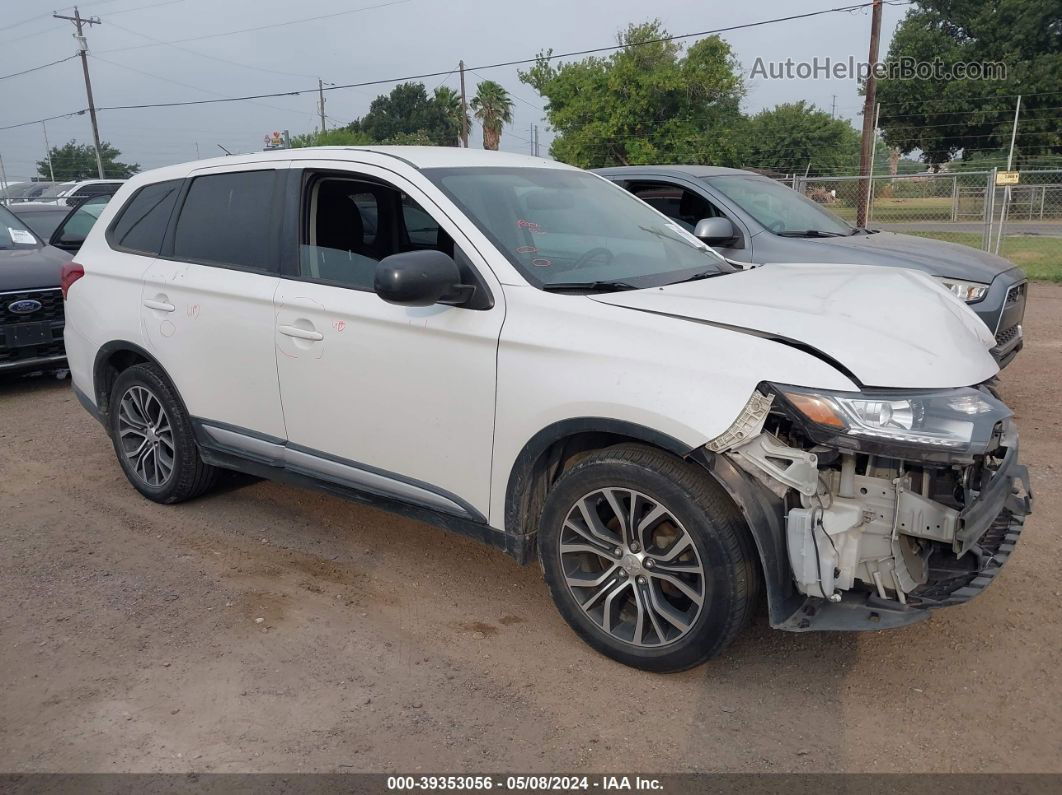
1;286;1060;775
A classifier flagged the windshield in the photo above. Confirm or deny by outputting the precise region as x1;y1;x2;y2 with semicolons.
706;175;853;236
424;167;730;290
0;205;42;249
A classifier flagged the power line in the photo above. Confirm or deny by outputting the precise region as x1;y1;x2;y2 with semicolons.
0;54;79;81
0;1;967;139
102;20;324;80
95;0;411;54
87;2;909;112
89;54;324;118
0;109;87;133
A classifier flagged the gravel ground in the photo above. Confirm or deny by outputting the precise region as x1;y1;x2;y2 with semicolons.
1;284;1060;774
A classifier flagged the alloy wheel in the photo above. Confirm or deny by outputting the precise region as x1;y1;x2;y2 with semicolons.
559;488;706;647
117;385;175;487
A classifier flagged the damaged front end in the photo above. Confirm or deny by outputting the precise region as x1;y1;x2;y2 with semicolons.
706;384;1033;632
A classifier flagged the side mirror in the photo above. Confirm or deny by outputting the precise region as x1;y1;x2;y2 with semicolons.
374;250;473;307
693;217;737;245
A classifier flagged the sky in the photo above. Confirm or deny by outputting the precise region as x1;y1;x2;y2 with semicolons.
0;0;912;182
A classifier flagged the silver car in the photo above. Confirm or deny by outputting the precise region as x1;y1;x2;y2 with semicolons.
597;165;1027;367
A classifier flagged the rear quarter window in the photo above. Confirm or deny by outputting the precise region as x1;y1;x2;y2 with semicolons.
108;180;182;255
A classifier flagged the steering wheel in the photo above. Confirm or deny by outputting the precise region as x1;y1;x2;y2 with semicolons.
571;246;614;270
765;220;786;234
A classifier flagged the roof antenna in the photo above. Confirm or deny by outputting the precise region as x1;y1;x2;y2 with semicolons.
216;144;233;156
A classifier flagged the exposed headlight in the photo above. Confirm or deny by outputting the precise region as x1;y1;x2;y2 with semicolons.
769;383;1010;459
933;276;989;303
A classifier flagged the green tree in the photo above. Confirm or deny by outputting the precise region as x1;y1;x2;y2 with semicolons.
520;20;745;168
470;80;514;151
743;101;861;175
289;127;434;148
876;0;1062;167
352;82;458;146
289;128;372;148
37;140;139;180
433;86;469;146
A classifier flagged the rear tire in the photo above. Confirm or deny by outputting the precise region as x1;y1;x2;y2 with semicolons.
539;444;758;672
108;363;218;504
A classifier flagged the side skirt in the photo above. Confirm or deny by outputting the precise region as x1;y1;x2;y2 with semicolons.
194;423;533;565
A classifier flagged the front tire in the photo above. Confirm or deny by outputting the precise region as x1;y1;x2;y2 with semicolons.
539;444;758;672
109;363;218;504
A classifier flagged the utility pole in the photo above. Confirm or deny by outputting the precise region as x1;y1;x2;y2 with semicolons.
42;121;55;182
318;78;327;134
855;0;882;228
534;125;540;157
459;60;469;148
994;95;1022;255
54;7;105;179
831;94;837;119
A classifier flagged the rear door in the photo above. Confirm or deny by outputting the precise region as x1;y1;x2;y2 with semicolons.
140;164;288;440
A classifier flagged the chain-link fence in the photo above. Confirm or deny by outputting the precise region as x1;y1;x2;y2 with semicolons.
792;169;1062;281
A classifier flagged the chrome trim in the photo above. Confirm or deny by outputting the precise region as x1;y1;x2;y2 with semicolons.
200;424;284;464
198;421;475;519
0;354;66;371
284;448;468;515
0;287;63;297
994;280;1027;336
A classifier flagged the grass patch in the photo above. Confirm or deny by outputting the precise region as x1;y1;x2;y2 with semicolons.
830;196;958;223
905;231;1062;282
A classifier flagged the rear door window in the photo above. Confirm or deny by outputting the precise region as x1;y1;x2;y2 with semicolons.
172;170;277;270
109;180;180;254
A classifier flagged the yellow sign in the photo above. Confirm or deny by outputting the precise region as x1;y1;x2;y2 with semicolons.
996;171;1020;185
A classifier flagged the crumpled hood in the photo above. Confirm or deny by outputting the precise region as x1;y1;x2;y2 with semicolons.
782;230;1019;282
0;245;70;292
591;262;999;389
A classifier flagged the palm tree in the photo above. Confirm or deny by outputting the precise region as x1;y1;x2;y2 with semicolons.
433;86;469;147
470;81;514;151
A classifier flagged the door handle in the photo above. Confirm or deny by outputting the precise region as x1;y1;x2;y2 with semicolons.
144;298;175;312
278;324;324;342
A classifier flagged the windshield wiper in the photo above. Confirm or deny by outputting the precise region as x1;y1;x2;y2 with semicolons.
542;280;639;293
777;229;846;238
669;269;730;285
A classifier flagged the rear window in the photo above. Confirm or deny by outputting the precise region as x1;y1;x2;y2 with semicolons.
172;170;276;270
110;180;180;254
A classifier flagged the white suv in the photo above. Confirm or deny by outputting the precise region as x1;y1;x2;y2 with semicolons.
62;147;1031;672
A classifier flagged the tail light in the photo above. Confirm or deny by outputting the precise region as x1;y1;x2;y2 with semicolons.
60;262;85;299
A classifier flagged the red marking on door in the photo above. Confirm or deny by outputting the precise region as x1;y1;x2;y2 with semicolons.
332;320;346;332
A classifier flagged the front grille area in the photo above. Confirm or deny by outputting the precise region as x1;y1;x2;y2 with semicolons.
909;508;1023;608
995;323;1021;347
1006;281;1027;305
0;288;66;367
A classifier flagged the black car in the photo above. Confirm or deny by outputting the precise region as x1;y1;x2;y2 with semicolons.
8;204;72;240
0;196;108;375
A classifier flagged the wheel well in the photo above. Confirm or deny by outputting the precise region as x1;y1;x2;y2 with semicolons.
93;344;151;420
503;420;697;553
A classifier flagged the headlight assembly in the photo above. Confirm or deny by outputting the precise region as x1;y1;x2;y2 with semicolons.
768;383;1010;460
933;276;989;303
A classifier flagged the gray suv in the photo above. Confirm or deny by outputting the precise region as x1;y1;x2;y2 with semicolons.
597;166;1027;367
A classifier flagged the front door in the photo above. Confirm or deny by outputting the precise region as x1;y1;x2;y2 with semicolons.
273;163;504;519
623;178;751;261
